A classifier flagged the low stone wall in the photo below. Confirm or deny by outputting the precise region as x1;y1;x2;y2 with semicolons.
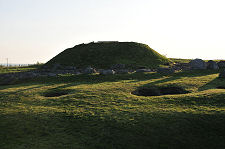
1;60;225;85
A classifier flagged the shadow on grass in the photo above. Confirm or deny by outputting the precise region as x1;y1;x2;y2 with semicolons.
1;111;225;149
132;70;220;94
198;77;225;91
0;70;220;97
0;84;57;96
162;92;225;107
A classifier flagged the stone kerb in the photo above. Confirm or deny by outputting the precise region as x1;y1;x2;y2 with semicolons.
189;59;207;70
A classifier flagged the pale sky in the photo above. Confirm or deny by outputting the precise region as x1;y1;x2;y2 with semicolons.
0;0;225;64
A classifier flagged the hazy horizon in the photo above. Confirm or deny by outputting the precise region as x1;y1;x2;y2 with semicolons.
1;0;225;64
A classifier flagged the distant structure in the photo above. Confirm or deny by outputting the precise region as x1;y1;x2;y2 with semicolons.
96;41;119;43
6;58;8;68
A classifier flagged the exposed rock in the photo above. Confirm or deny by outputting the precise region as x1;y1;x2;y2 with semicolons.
0;73;19;85
41;65;49;70
135;69;152;73
157;67;175;74
51;63;62;71
65;66;76;70
26;72;38;78
0;70;57;85
47;73;57;77
189;59;207;70
74;71;82;75
83;67;97;74
0;77;17;85
172;63;190;71
39;74;48;77
219;70;225;78
40;69;51;72
115;69;130;74
55;70;66;74
99;69;115;75
217;61;225;69
207;60;219;70
111;64;126;70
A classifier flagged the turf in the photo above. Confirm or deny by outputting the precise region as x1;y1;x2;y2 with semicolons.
45;42;171;69
169;58;192;63
0;64;42;74
170;58;224;63
1;68;225;149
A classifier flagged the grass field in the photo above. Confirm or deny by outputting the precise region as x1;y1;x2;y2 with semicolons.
1;68;225;148
170;58;224;63
0;64;42;74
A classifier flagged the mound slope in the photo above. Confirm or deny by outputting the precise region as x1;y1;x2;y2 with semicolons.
45;42;171;69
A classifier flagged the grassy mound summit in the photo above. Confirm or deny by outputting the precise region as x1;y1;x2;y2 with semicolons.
45;42;171;68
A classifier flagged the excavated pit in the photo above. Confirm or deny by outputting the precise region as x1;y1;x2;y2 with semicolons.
43;89;72;97
132;85;189;97
217;86;225;89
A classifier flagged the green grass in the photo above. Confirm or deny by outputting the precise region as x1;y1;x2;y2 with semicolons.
45;42;171;69
0;64;42;74
170;58;225;63
169;58;192;63
1;68;225;148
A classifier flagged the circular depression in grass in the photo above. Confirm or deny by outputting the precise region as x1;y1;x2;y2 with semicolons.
132;85;189;97
43;89;73;97
216;86;225;89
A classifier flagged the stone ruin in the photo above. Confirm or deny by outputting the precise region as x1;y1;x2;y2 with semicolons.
207;60;219;70
219;69;225;78
189;59;207;70
1;59;225;85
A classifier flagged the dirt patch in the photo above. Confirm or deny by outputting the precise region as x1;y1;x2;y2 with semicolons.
43;89;73;97
132;85;189;97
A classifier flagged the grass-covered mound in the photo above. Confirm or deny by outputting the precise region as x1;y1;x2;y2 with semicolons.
45;42;171;69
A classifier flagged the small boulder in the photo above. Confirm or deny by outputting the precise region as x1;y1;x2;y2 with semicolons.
207;60;219;70
74;71;82;75
65;66;76;70
115;69;130;74
135;69;152;73
217;61;225;69
41;65;49;69
0;75;18;85
157;67;175;74
189;59;207;70
41;69;51;73
111;64;126;70
47;73;57;77
219;70;225;78
83;67;97;74
173;63;190;71
26;72;38;78
51;63;62;72
99;69;115;75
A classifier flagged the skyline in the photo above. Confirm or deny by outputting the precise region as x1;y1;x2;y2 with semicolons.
1;0;225;64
